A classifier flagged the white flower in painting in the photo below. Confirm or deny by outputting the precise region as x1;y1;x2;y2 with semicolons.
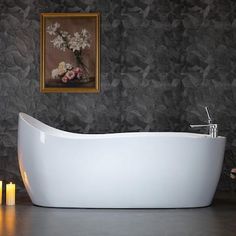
65;63;73;70
80;37;90;49
51;35;66;51
60;30;70;38
80;29;91;49
68;29;91;52
81;28;91;48
57;61;67;75
68;32;82;52
51;68;59;79
47;22;60;36
81;29;89;37
46;24;91;53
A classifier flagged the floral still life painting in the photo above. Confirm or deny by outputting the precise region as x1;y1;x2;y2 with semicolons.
40;13;100;93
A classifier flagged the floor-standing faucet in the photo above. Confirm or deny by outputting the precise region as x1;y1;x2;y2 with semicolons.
190;107;218;138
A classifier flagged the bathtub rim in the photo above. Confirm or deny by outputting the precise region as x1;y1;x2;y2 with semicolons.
19;112;226;140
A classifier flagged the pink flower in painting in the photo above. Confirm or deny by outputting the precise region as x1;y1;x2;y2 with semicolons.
62;76;68;83
65;70;76;80
73;67;83;78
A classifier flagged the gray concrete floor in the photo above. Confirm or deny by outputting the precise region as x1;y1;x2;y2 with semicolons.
0;192;236;236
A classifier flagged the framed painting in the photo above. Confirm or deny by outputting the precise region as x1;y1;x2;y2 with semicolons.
40;12;100;93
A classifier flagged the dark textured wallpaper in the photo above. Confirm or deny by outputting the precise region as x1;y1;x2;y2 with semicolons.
0;0;236;192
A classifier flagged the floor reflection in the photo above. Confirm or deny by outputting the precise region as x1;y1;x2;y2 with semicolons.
0;205;3;236
0;192;235;236
0;207;16;236
5;207;16;236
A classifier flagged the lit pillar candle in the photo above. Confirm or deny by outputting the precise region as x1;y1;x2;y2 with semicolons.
6;182;15;206
0;181;2;205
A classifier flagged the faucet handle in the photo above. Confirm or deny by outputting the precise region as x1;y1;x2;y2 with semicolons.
204;106;212;124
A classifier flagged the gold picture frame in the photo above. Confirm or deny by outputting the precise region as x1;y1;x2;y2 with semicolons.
40;12;100;93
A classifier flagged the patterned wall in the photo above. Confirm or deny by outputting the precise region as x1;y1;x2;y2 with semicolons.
0;0;236;192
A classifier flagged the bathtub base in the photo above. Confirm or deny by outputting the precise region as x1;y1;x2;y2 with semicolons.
31;198;214;209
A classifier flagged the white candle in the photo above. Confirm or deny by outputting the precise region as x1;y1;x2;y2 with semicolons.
6;182;15;206
0;181;2;205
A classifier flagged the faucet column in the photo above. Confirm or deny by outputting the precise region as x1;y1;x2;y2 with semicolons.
210;124;218;138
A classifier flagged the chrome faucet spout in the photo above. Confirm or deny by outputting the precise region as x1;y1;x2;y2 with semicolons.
190;124;211;128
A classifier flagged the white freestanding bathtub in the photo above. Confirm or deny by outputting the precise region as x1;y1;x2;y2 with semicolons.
18;113;226;208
